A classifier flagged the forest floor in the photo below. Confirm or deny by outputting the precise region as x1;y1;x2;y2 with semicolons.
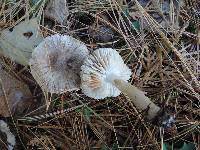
0;0;199;149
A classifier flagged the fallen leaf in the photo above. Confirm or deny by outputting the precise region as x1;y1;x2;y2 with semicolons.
0;18;43;66
0;66;33;117
88;25;114;42
44;0;69;24
163;142;196;150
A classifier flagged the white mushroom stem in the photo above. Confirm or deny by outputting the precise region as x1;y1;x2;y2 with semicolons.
113;79;161;120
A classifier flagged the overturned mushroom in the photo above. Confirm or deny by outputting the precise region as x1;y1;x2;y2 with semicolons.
80;48;161;120
30;34;89;94
81;48;131;99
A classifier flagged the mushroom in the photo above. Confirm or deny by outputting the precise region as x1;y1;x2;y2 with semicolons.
80;48;161;120
30;34;89;94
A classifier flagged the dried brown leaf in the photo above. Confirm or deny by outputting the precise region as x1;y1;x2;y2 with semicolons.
0;67;33;117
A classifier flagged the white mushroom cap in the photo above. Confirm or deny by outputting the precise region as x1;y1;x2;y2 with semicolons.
81;48;131;99
30;34;89;93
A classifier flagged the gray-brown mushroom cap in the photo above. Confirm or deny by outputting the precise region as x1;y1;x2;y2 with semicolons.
30;34;89;93
80;48;131;99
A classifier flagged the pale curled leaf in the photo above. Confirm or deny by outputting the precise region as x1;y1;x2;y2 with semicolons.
0;18;43;66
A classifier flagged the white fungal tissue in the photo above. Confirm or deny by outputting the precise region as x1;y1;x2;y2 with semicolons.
30;34;89;94
81;48;131;99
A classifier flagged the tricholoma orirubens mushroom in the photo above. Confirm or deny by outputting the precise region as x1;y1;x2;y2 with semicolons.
30;34;89;94
81;48;175;125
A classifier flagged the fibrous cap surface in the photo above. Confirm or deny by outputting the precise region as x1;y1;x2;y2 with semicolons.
30;34;89;93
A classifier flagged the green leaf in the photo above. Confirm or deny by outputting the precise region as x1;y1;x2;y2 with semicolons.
123;8;129;17
111;143;118;150
100;145;108;150
131;21;140;32
31;0;40;5
75;107;92;121
163;142;172;150
30;0;45;7
83;107;92;121
122;8;140;32
180;142;195;150
163;142;196;150
75;108;81;113
5;0;16;4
